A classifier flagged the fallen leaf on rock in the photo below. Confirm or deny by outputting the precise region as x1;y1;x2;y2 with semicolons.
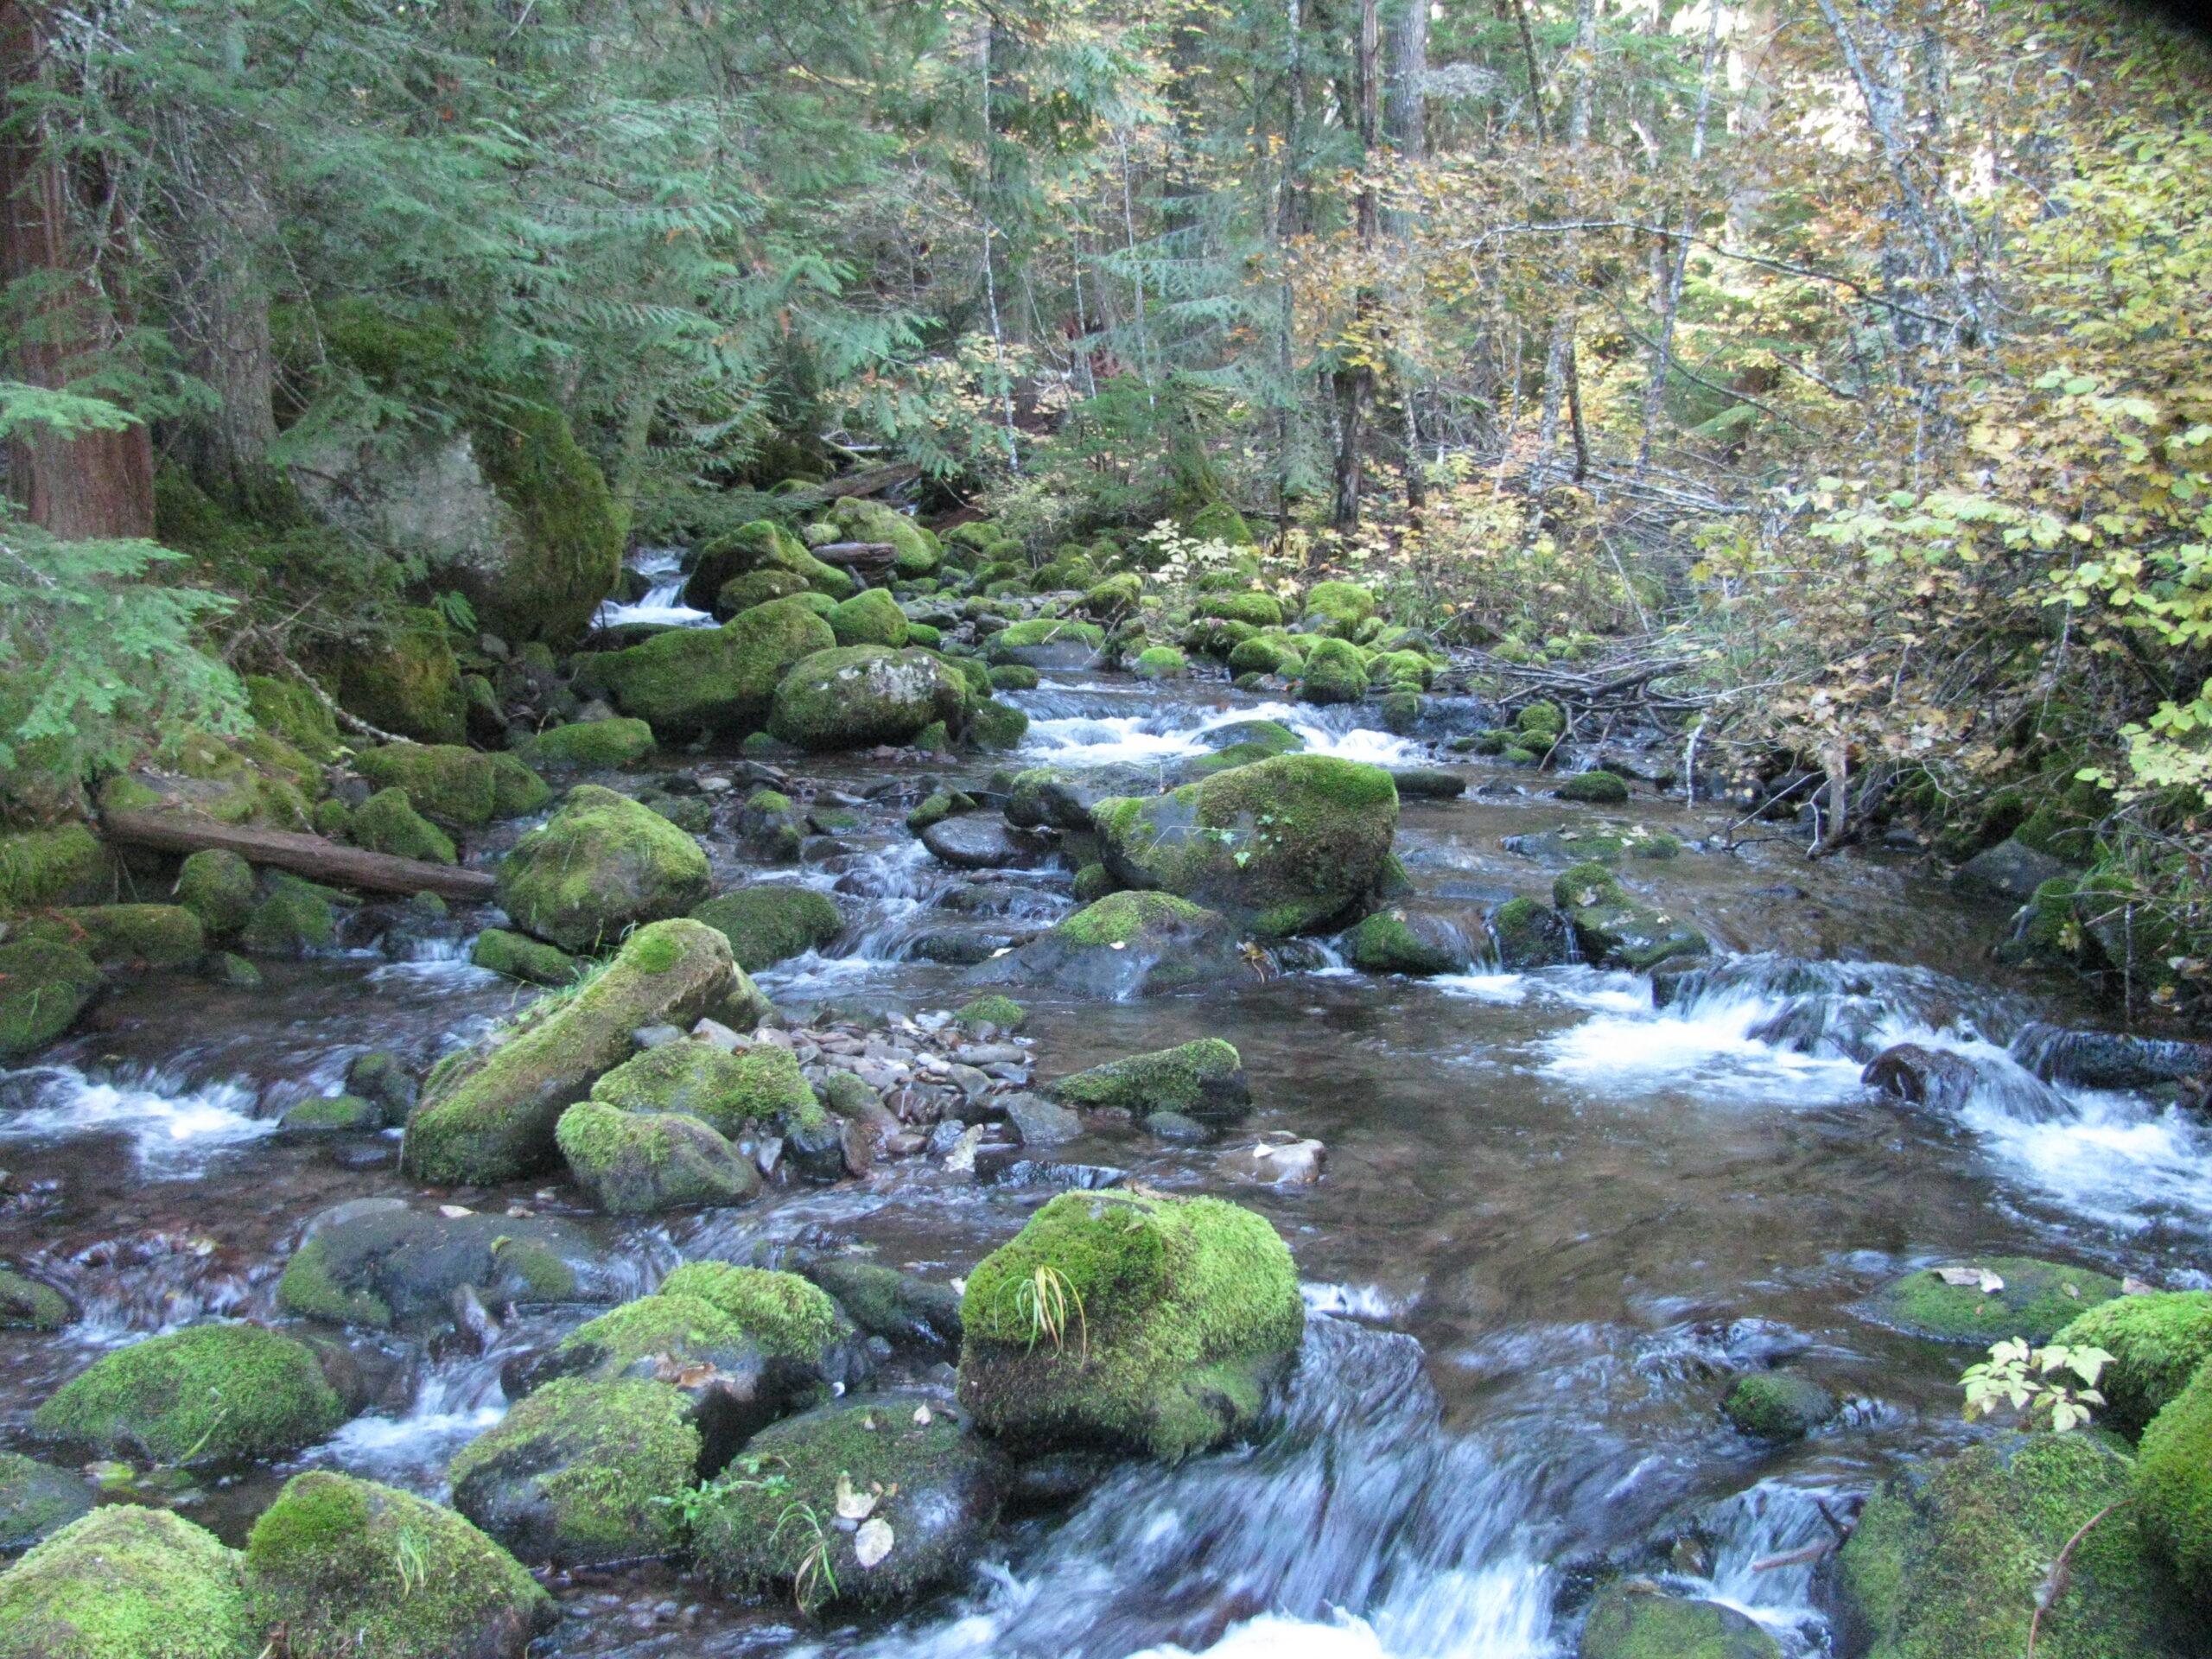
913;1403;933;1426
854;1517;893;1568
836;1474;878;1521
1935;1266;2005;1294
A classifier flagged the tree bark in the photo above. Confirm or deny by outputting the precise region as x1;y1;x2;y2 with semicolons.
101;809;499;900
1387;0;1427;159
1329;0;1380;531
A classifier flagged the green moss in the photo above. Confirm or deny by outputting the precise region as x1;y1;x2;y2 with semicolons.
1226;634;1302;676
1554;860;1625;909
1186;501;1256;546
768;645;972;752
0;939;101;1058
1045;1039;1245;1118
1073;861;1114;902
829;588;910;648
958;1190;1303;1460
558;1294;748;1374
337;607;466;743
1134;645;1187;680
956;995;1027;1032
470;925;580;986
1301;580;1375;628
986;618;1105;662
32;1323;342;1464
495;784;710;953
19;904;205;967
656;1262;844;1360
530;717;655;768
245;674;341;764
2050;1294;2212;1437
684;519;855;609
275;1236;392;1327
829;496;938;579
279;1094;385;1132
717;567;811;615
173;850;254;938
690;886;844;970
0;1268;70;1331
244;1470;550;1659
1342;908;1468;976
1558;769;1630;804
1202;592;1281;629
1296;636;1369;704
0;1451;92;1550
1056;890;1213;948
1723;1371;1836;1442
590;1039;813;1137
966;696;1029;750
239;872;349;957
1871;1258;2122;1344
463;398;626;645
0;823;110;912
2139;1357;2212;1598
353;743;498;826
556;1099;758;1213
351;788;458;864
1516;700;1564;738
0;1505;255;1659
1580;1589;1783;1659
583;595;837;738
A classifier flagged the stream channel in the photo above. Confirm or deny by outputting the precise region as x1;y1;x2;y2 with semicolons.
3;574;2208;1657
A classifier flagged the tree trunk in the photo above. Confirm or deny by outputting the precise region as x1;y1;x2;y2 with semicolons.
0;2;155;539
101;809;499;900
1330;0;1380;532
1387;0;1427;159
168;140;280;512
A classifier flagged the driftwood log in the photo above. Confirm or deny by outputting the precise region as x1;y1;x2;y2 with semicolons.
102;810;499;901
810;540;899;579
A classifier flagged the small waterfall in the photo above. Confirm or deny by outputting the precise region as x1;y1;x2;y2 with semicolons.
594;546;715;630
1015;696;1421;772
0;1062;276;1173
1688;1480;1850;1655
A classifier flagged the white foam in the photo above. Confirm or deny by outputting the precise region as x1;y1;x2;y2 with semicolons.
1019;701;1420;771
1301;1281;1414;1320
0;1067;275;1172
593;548;715;630
1433;973;1529;1004
1542;992;1866;1099
1961;1090;2212;1232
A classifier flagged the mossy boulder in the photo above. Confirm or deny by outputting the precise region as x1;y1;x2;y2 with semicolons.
32;1323;342;1464
449;1376;700;1567
1301;580;1376;630
1866;1257;2122;1344
2138;1358;2212;1599
690;885;844;970
1092;753;1399;937
957;994;1026;1033
1722;1371;1837;1442
494;785;710;952
2054;1292;2212;1436
1133;645;1187;680
768;645;971;752
683;519;855;609
1045;1039;1250;1125
528;716;655;769
238;872;351;957
1342;906;1474;976
715;567;811;617
589;1039;817;1138
1226;634;1305;677
827;496;938;579
403;918;743;1184
1553;861;1708;973
17;904;204;968
470;926;579;986
965;696;1029;750
337;607;466;743
278;1093;385;1133
692;1394;1007;1608
244;1470;551;1659
958;1191;1302;1460
582;595;837;738
829;588;911;648
1491;895;1575;968
245;673;342;765
351;788;457;864
1558;769;1630;805
655;1262;848;1363
0;1268;69;1331
0;823;111;911
1836;1430;2206;1659
968;890;1244;1000
460;401;625;645
984;617;1105;669
1296;636;1370;705
1579;1587;1782;1659
556;1100;760;1214
989;662;1040;691
174;849;255;938
734;787;804;861
800;1258;963;1349
0;1452;90;1550
276;1201;614;1331
486;752;550;817
353;743;499;826
0;1506;255;1659
0;940;100;1060
1203;592;1283;629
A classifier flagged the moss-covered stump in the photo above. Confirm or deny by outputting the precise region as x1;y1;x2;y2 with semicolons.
1092;753;1399;937
353;743;500;826
1553;861;1709;973
470;925;579;986
0;1268;70;1330
403;919;741;1184
1722;1371;1837;1442
556;1101;760;1214
528;716;655;769
494;785;709;953
1045;1039;1250;1126
336;607;466;744
174;849;255;938
1835;1431;2206;1659
690;885;843;970
0;1452;91;1551
957;1190;1302;1461
1342;906;1474;976
589;1039;816;1139
968;890;1245;1000
238;873;351;957
2053;1293;2212;1437
450;1376;699;1567
767;645;971;752
0;939;100;1058
692;1394;1007;1609
277;1200;615;1331
0;1505;255;1659
2139;1358;2212;1598
351;788;458;864
1579;1587;1782;1659
244;1470;551;1659
1866;1257;2122;1344
583;594;836;738
0;823;113;912
32;1323;341;1464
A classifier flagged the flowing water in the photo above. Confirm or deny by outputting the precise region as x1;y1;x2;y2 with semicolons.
3;658;2208;1657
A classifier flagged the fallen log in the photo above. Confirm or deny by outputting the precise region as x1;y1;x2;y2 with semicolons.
810;540;899;572
807;462;920;502
101;809;499;901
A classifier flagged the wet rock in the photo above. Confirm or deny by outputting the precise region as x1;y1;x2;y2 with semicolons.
985;1159;1126;1189
239;872;353;957
1554;861;1707;973
404;919;746;1185
495;785;710;953
0;939;100;1059
0;1268;69;1331
1490;895;1576;969
1721;1370;1836;1442
769;645;971;752
654;1262;857;1378
1388;766;1465;799
16;903;206;968
279;1093;385;1134
276;1200;620;1331
1861;1043;1986;1111
1342;906;1475;976
1144;1109;1213;1142
1954;836;2076;903
2011;1023;2212;1092
0;1505;255;1659
0;1451;92;1550
968;890;1247;1000
1213;1135;1325;1186
1046;1039;1250;1125
692;1394;1007;1608
800;1257;963;1350
344;1051;418;1123
1579;1586;1782;1659
912;929;1013;965
688;884;844;972
244;1470;551;1658
784;1112;850;1181
1002;1091;1082;1147
733;787;805;861
957;1190;1302;1459
471;925;581;986
921;815;1057;871
1866;1256;2121;1344
2139;1358;2212;1600
2055;1291;2212;1437
580;594;836;738
32;1323;343;1464
352;787;458;864
556;1101;760;1214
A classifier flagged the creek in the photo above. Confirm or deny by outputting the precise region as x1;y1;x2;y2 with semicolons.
3;663;2207;1658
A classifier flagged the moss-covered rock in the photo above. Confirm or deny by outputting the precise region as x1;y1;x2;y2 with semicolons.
276;1201;613;1331
1301;580;1376;630
1722;1371;1837;1442
1296;636;1369;705
351;788;458;864
32;1323;342;1464
0;823;111;912
1867;1257;2122;1344
984;617;1105;668
768;645;972;752
0;939;100;1059
829;588;910;648
245;673;342;765
1558;769;1630;805
2054;1292;2212;1437
690;885;844;970
1092;753;1398;937
1552;861;1708;973
827;496;938;579
404;918;741;1184
1489;896;1573;968
0;1268;69;1331
239;872;350;956
582;595;837;738
715;567;812;617
528;716;655;769
353;742;499;826
1225;634;1303;677
956;994;1026;1033
965;696;1029;750
2139;1358;2212;1599
692;1394;1006;1608
556;1100;760;1214
1836;1430;2205;1659
1342;907;1473;976
470;925;579;986
803;1258;963;1350
0;1505;255;1659
683;519;855;610
173;849;254;938
337;607;466;744
1579;1587;1782;1659
1045;1039;1250;1125
988;663;1040;691
1187;500;1256;546
464;399;626;646
18;904;205;968
1133;645;1187;680
495;785;709;952
1517;700;1565;741
278;1093;385;1133
969;890;1245;1000
0;1451;91;1551
958;1190;1302;1461
244;1469;551;1659
589;1039;814;1137
449;1376;700;1567
655;1262;847;1363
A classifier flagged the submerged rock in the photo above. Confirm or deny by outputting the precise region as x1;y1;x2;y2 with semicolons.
968;890;1247;1000
32;1323;343;1464
494;785;710;953
0;1451;92;1551
1045;1039;1250;1124
2054;1291;2212;1436
1579;1586;1782;1659
0;1505;256;1659
1721;1371;1836;1442
278;1199;618;1331
957;1190;1303;1460
1866;1256;2121;1344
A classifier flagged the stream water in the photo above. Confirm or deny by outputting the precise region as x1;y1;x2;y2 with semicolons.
3;658;2207;1657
